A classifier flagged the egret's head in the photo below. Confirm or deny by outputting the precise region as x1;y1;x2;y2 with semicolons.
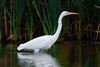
61;11;78;17
17;44;24;51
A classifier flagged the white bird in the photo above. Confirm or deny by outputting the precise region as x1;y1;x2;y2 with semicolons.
17;11;78;53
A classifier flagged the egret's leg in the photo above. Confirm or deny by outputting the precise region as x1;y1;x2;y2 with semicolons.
34;49;40;53
40;49;47;53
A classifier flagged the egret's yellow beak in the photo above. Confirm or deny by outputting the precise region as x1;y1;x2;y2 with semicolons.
69;12;79;15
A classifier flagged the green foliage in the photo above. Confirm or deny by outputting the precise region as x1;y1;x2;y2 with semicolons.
0;0;36;41
26;0;33;40
1;0;99;42
0;0;5;15
0;46;7;57
0;32;1;41
59;0;100;40
35;0;61;35
12;0;26;40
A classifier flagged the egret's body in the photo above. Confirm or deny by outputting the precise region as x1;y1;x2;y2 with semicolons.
17;11;78;53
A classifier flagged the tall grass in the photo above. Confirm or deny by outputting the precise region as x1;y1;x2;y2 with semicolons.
0;0;99;42
0;0;8;45
34;0;61;35
12;0;26;41
0;0;38;43
26;0;33;40
61;0;100;41
0;32;1;42
4;0;7;36
1;0;99;42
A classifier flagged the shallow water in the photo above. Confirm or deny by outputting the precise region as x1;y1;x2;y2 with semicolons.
0;42;100;67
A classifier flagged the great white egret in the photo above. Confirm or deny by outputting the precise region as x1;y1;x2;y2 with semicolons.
17;11;78;53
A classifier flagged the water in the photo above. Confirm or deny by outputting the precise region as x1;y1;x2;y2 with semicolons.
0;42;100;67
18;52;60;67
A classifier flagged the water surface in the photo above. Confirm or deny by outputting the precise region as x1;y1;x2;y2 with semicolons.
0;42;100;67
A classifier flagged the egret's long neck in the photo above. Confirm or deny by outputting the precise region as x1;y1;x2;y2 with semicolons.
53;15;63;40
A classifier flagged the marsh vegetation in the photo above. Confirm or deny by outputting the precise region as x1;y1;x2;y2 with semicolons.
0;0;100;67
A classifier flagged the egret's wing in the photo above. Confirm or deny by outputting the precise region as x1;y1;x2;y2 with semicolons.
24;35;52;49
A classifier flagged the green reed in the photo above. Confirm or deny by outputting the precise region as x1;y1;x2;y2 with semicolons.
12;0;26;41
0;32;1;42
0;0;36;42
26;0;33;40
34;0;61;35
95;1;100;62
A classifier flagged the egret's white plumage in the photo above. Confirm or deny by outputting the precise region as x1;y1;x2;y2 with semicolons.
17;11;78;53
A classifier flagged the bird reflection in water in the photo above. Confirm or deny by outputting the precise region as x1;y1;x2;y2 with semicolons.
17;52;60;67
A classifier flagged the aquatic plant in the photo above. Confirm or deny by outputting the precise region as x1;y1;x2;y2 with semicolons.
12;0;26;41
0;32;1;43
26;0;33;40
34;0;61;35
